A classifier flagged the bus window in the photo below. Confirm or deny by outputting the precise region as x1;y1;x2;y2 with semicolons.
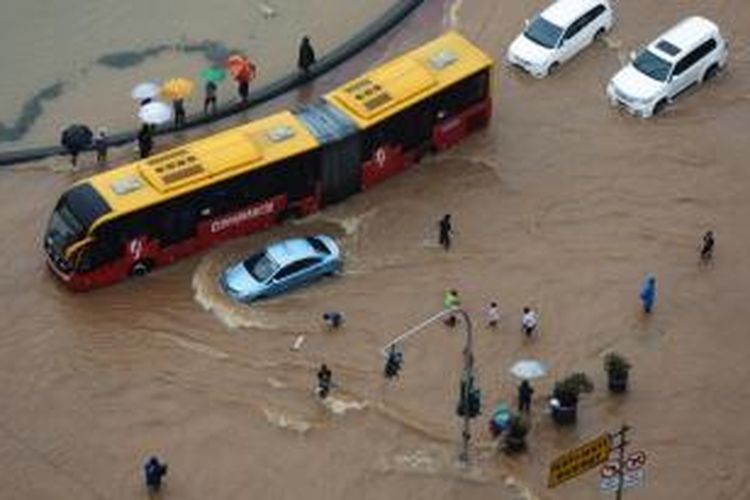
159;203;197;246
361;99;433;159
434;70;489;118
75;236;121;272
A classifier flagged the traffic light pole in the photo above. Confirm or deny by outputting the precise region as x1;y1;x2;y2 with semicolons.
382;307;475;465
457;308;474;464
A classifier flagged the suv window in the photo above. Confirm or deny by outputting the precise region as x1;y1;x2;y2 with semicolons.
673;38;718;76
275;258;320;279
563;5;605;40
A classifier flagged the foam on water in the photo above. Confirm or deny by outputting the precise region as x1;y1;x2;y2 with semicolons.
262;407;312;434
156;332;230;360
192;253;282;330
322;395;368;416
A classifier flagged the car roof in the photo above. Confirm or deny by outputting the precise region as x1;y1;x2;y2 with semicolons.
541;0;605;27
266;238;317;266
650;16;719;60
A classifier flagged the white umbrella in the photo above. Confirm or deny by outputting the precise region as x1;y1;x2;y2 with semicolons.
131;81;161;101
509;359;549;380
138;101;173;125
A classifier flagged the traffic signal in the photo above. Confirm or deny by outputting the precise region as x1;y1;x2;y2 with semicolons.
384;347;403;379
456;375;482;418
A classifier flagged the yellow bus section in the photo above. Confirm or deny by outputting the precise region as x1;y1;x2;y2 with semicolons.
86;111;319;223
325;31;493;129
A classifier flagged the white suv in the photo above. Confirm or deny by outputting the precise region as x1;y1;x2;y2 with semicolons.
506;0;613;78
607;16;728;118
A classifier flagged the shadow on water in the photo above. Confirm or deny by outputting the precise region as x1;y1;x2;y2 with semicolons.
0;39;243;143
95;44;172;69
95;39;243;69
0;82;64;143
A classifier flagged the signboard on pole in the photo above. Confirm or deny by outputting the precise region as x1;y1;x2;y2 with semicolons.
548;433;613;488
599;450;647;493
600;468;645;492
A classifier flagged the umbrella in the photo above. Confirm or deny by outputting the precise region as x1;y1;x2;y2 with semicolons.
161;77;194;100
509;359;549;380
226;55;257;82
138;101;173;125
60;124;93;151
131;81;161;101
200;66;226;83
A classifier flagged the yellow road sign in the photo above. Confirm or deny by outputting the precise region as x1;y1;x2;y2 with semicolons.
548;433;613;488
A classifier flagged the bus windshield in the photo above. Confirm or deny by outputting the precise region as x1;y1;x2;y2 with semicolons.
46;201;85;255
244;252;279;282
45;183;111;256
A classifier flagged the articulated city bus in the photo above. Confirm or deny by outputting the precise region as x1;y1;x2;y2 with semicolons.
44;32;493;290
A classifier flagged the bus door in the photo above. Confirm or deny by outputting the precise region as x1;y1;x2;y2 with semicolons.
320;134;361;204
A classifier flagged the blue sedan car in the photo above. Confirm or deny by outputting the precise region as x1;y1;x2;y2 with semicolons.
221;235;341;302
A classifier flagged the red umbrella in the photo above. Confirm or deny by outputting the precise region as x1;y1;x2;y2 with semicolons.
226;55;257;82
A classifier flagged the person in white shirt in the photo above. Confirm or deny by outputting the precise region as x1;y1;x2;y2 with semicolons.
487;302;500;328
521;307;538;337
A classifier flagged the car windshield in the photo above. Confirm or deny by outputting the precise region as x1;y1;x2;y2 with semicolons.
46;201;85;254
632;50;673;82
523;15;563;49
244;252;279;282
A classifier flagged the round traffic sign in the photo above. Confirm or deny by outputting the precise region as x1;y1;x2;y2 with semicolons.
600;462;620;478
626;451;647;471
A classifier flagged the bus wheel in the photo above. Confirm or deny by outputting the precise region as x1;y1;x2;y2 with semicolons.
130;260;153;277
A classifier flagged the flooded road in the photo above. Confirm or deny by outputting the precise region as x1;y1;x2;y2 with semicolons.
2;0;750;499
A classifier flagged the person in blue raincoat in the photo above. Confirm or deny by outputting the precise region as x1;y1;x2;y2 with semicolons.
640;274;656;313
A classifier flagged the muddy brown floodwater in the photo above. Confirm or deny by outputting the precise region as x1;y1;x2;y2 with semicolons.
2;0;750;499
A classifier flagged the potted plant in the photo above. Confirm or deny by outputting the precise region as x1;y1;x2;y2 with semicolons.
504;413;529;454
550;372;594;426
604;352;631;393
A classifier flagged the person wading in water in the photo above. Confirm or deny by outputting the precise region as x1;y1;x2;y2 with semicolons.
438;214;453;251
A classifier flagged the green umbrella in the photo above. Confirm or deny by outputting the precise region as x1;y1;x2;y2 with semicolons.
200;66;226;83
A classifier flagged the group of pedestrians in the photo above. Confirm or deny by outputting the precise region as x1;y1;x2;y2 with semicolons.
437;212;717;424
68;37;318;168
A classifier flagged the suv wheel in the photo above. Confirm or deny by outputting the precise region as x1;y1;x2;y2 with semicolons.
594;27;606;42
652;99;668;116
547;62;560;76
703;64;720;82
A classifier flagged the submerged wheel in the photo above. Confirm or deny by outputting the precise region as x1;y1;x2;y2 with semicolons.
130;260;153;277
703;64;720;82
652;99;668;116
547;62;560;76
594;27;606;42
